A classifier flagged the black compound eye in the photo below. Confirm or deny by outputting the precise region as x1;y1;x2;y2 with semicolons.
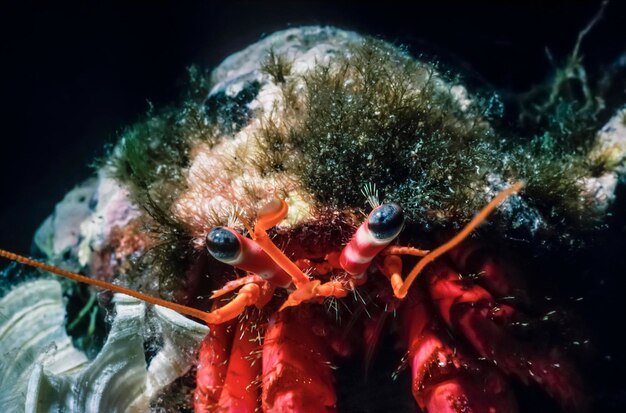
368;203;404;240
206;227;241;261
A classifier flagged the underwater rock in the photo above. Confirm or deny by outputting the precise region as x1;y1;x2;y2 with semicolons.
0;279;207;412
74;172;141;269
163;26;626;250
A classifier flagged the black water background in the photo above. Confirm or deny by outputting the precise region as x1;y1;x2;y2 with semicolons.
0;2;624;411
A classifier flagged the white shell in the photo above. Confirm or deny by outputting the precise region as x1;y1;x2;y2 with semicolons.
0;279;207;412
0;280;88;410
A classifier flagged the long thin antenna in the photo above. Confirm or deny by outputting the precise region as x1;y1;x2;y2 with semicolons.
0;249;212;324
394;181;524;299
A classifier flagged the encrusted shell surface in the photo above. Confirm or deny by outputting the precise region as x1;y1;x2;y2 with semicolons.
0;279;207;412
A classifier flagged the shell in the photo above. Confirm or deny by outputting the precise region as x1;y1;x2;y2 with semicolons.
0;279;207;412
0;279;88;410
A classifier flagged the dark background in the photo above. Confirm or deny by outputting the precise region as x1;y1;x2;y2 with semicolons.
1;1;624;411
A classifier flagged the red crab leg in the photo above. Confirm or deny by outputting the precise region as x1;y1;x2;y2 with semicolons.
401;286;518;412
262;307;337;412
217;314;262;411
381;255;404;298
380;245;429;257
427;262;587;411
210;274;266;299
278;279;348;311
246;198;351;309
194;320;234;412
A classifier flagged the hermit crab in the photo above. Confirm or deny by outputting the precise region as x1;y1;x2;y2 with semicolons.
1;26;625;412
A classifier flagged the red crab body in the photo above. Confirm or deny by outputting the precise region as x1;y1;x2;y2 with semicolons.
189;189;586;412
195;320;233;411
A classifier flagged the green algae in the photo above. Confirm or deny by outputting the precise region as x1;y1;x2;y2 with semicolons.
257;40;601;239
106;37;615;289
106;68;213;294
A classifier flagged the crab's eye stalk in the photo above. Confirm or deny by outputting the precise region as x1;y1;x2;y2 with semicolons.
367;203;404;241
206;227;241;263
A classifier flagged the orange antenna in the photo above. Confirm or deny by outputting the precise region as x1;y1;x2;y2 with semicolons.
0;249;213;324
394;181;524;299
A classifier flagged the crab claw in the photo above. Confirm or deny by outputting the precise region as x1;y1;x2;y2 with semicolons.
262;307;337;412
402;286;518;412
427;262;587;411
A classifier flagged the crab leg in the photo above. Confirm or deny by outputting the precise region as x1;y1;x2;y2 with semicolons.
380;245;429;257
381;255;404;298
217;313;263;412
249;198;351;308
427;262;587;411
211;274;267;299
262;307;337;412
401;286;518;412
194;319;234;412
278;279;348;311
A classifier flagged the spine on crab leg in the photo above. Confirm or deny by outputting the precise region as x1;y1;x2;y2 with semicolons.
427;262;587;411
195;320;235;412
262;306;337;412
401;285;518;413
217;312;263;412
